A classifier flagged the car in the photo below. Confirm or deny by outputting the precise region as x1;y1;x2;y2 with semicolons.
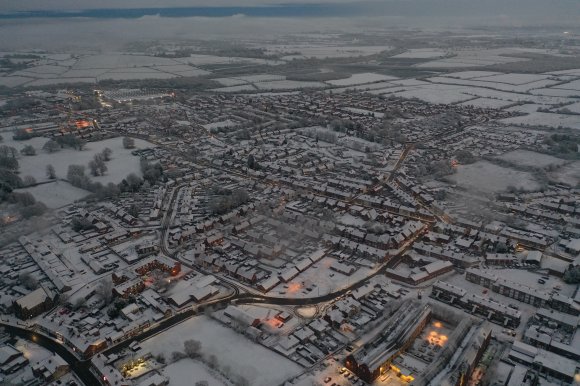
538;279;546;284
324;377;332;383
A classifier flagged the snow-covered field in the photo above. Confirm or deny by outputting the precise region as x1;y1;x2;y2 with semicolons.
470;73;551;85
450;161;540;194
327;73;398;86
497;150;567;168
530;88;580;98
260;44;391;59
458;98;514;109
210;84;257;93
139;315;302;386
213;74;285;86
553;79;580;91
426;75;560;93
415;48;529;68
254;80;326;90
162;359;227;386
500;112;580;130
392;48;446;59
177;54;283;66
443;71;503;80
548;161;580;186
203;120;238;131
0;53;211;87
3;136;153;185
393;84;477;104
15;181;88;208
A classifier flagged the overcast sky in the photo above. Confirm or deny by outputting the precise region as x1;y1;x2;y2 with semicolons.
2;0;354;11
0;0;577;51
1;0;578;15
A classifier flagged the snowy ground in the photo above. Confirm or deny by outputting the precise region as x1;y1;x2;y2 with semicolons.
0;53;211;87
162;359;228;386
4;136;154;185
449;161;540;194
15;181;89;208
458;98;514;109
496;150;567;168
259;44;391;60
139;315;302;386
327;73;398;86
254;80;326;90
500;112;580;130
210;84;257;93
392;84;477;104
392;49;446;59
415;48;531;68
548;161;580;186
14;339;55;363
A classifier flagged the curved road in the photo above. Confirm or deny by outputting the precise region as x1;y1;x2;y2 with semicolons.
3;137;426;384
1;323;100;386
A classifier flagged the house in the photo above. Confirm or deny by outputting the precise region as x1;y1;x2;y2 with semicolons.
32;355;69;382
330;261;356;276
13;287;53;320
223;306;260;328
279;267;300;283
258;276;280;293
0;345;28;374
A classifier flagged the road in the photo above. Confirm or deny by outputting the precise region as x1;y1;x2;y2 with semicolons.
4;133;426;385
1;322;101;386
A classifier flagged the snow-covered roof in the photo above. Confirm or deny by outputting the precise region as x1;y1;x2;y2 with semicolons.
15;287;48;310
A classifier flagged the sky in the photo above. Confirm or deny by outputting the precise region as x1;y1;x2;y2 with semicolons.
2;0;358;11
0;0;577;51
0;0;578;18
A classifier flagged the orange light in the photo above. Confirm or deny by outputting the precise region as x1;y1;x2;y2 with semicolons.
433;321;442;328
288;282;301;293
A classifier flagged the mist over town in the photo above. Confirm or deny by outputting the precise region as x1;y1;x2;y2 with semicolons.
0;2;579;386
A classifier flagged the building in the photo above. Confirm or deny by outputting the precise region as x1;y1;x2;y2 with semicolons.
509;341;579;383
13;287;53;320
0;344;28;374
345;302;431;383
465;269;579;315
32;355;69;382
431;281;521;328
452;324;492;386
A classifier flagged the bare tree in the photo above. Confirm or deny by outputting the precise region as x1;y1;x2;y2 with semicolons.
19;272;38;290
123;136;135;149
236;376;250;386
46;164;56;179
89;154;107;176
96;277;114;305
22;175;36;187
20;144;36;156
206;354;218;369
101;147;113;161
172;351;187;362
183;339;202;359
43;139;60;153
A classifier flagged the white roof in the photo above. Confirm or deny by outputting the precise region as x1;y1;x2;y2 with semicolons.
15;287;48;310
